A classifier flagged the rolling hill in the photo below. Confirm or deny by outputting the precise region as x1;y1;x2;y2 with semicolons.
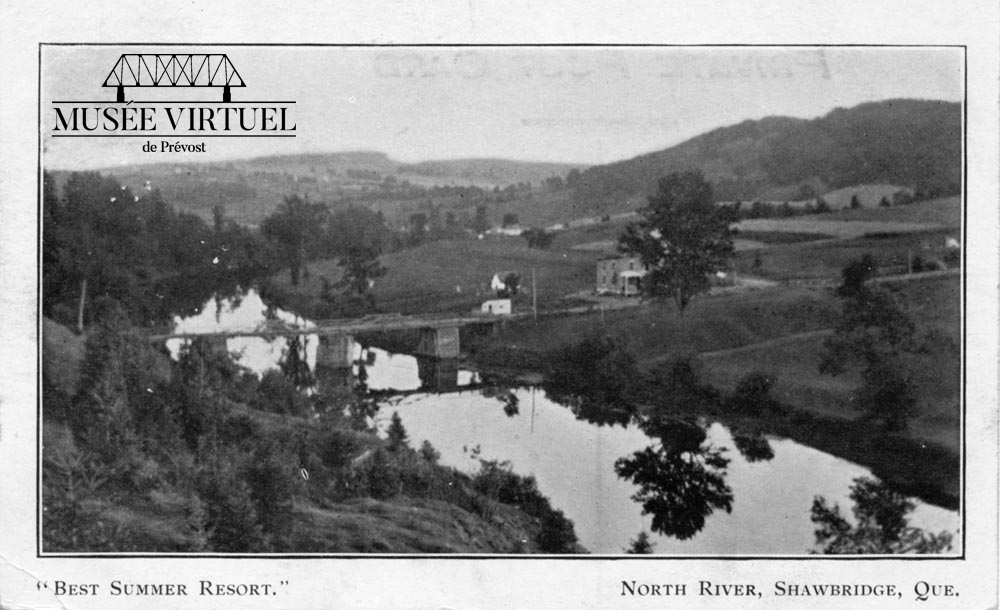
572;99;961;209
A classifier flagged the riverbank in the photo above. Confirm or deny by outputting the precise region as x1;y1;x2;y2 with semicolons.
460;273;961;509
41;317;584;554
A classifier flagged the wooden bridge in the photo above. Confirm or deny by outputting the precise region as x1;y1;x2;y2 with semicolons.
149;312;518;364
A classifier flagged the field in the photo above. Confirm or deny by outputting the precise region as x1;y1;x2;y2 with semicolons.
279;234;598;316
734;229;958;280
471;285;840;364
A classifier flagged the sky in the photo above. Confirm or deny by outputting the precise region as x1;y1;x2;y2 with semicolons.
41;46;964;170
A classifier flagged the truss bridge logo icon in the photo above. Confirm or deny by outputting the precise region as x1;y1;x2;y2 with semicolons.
103;54;246;103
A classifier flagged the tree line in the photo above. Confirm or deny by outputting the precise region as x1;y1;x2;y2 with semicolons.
43;171;402;331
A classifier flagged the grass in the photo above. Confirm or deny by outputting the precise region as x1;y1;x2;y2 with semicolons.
698;274;960;452
820;194;960;227
278;235;600;316
733;229;958;281
734;230;833;244
287;496;536;553
470;285;840;365
42;317;86;395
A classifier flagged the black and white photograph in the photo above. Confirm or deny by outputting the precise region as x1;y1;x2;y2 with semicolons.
38;45;964;556
1;3;997;609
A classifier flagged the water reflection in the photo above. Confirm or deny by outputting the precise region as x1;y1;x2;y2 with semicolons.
167;292;960;554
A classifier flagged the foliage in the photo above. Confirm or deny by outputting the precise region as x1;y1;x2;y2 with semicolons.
502;213;520;227
619;171;738;312
573;100;960;206
198;460;265;552
835;254;878;299
855;359;918;432
496;272;521;298
615;440;733;540
471;205;490;234
419;440;441;463
280;335;315;390
255;369;312;416
725;371;780;415
640;358;720;416
522;227;555;249
820;256;918;430
625;531;655;554
44;172;270;329
323;206;390;308
811;477;953;554
244;441;299;543
387;411;409;452
542;333;639;426
472;458;578;553
261;194;327;286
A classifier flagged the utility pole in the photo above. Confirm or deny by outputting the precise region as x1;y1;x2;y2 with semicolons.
532;268;537;322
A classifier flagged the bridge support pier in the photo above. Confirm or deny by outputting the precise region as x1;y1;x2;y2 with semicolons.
417;357;460;392
223;84;231;103
314;334;355;392
316;334;354;369
116;85;125;103
415;326;460;359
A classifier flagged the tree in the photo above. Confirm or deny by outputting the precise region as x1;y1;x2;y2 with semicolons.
618;171;738;313
471;205;490;234
522;228;555;250
408;212;428;246
849;194;862;209
614;439;733;540
820;256;918;430
502;213;519;228
324;207;390;309
542;333;640;427
496;272;521;298
811;477;953;554
47;172;149;331
387;411;409;452
625;531;655;554
815;197;832;213
261;195;326;286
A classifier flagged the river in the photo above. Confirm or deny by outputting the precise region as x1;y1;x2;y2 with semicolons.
166;291;961;555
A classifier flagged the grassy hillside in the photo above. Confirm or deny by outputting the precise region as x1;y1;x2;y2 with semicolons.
574;99;961;207
699;274;960;452
67;153;581;228
278;235;598;316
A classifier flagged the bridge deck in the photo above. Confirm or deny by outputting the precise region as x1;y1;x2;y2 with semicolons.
148;312;519;341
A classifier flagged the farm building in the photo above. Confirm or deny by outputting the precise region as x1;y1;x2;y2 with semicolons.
596;256;647;296
481;298;512;315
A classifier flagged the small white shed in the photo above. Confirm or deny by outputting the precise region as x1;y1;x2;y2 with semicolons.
481;298;512;315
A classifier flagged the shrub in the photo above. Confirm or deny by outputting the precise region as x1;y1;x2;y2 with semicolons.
198;463;265;552
727;372;779;414
244;442;299;540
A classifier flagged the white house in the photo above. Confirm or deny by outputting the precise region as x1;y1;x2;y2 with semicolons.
481;298;512;315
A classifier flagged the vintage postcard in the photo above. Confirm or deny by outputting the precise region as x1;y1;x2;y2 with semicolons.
1;3;997;609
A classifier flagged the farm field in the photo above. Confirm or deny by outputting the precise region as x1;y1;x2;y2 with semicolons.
471;285;840;364
733;229;957;280
277;235;598;316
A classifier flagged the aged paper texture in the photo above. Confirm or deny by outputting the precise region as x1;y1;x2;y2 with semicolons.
1;2;997;609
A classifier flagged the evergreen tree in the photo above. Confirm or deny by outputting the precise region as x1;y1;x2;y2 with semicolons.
387;411;409;452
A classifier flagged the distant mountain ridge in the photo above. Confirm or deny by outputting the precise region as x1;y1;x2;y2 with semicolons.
397;158;585;186
573;99;961;206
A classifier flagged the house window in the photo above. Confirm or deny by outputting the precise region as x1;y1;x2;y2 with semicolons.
629;261;634;270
